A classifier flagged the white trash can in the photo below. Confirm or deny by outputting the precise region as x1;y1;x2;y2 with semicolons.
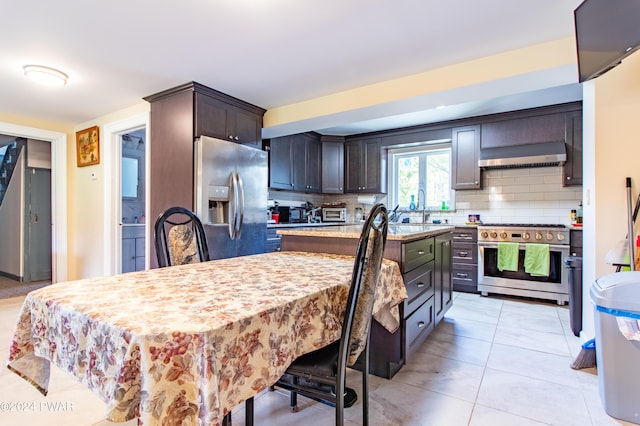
591;272;640;424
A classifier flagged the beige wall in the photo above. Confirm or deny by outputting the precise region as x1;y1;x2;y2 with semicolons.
71;102;149;279
581;50;640;340
0;103;149;281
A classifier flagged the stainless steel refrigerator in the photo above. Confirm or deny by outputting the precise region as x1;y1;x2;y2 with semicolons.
194;136;267;260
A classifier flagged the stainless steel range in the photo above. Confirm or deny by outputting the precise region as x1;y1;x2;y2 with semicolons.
477;224;569;305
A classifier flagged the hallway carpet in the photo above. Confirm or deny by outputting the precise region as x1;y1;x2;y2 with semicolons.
0;276;50;299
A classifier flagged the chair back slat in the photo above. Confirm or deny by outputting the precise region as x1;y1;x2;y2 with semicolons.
338;203;388;367
154;207;210;267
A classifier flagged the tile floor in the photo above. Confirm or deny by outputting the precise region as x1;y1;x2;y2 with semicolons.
0;291;635;425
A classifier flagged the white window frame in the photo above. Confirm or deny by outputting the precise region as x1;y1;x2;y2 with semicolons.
388;142;455;211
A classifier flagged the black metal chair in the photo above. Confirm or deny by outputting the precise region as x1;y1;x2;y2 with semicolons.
153;206;254;426
153;206;210;267
273;203;389;426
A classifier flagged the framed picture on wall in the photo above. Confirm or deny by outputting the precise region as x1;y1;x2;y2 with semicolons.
76;125;100;167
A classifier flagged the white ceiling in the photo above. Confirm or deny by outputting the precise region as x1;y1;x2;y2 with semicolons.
1;0;584;137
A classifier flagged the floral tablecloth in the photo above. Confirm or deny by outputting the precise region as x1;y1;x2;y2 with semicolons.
7;251;406;425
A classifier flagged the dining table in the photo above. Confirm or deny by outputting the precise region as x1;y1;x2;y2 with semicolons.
6;251;406;426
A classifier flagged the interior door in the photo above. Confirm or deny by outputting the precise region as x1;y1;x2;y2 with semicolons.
26;167;52;281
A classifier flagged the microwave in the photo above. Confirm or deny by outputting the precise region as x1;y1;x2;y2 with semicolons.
322;207;347;222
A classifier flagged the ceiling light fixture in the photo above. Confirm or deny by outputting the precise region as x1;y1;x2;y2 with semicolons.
23;65;68;86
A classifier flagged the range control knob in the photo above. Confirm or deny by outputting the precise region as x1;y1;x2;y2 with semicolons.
535;232;543;241
499;232;508;239
557;233;565;241
546;232;554;241
490;231;498;238
522;232;531;240
480;231;489;239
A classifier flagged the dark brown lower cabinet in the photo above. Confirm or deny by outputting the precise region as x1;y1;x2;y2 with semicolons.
279;229;453;378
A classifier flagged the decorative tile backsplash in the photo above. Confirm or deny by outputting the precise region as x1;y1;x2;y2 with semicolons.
427;167;582;225
269;166;582;225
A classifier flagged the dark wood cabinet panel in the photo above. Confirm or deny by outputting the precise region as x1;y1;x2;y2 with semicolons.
452;227;478;293
304;134;322;193
193;88;263;147
451;125;481;190
434;232;453;323
344;137;381;193
321;140;344;193
344;141;362;193
364;139;381;191
480;114;567;149
195;93;231;141
269;136;295;190
292;137;307;192
570;229;583;257
269;133;321;193
563;111;583;186
233;106;263;147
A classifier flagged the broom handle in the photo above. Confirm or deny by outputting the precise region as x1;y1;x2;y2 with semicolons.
627;177;635;270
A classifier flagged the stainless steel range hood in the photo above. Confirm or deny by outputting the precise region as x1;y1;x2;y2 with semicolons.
478;141;566;169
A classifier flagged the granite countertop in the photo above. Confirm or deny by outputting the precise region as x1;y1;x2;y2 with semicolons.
268;222;351;228
277;223;455;241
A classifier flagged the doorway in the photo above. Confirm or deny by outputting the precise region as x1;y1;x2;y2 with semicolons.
103;113;149;276
121;129;146;273
25;167;52;282
0;124;67;284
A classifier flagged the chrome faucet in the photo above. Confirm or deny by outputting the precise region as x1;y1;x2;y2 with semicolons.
418;189;430;223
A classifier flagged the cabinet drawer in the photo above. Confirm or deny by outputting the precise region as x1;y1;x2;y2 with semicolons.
452;263;477;285
452;263;478;293
402;238;435;273
405;297;435;358
403;261;435;316
452;242;476;263
453;229;477;242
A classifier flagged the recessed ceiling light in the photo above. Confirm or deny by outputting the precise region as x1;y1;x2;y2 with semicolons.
23;65;68;86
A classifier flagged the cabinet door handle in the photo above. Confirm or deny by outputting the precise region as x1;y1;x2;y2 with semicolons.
417;321;425;328
416;282;424;288
417;250;425;255
458;251;468;257
456;273;469;278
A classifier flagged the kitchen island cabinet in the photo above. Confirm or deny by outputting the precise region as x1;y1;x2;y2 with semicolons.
278;223;454;378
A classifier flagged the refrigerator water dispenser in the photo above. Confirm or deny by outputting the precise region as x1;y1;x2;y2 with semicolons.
208;185;229;224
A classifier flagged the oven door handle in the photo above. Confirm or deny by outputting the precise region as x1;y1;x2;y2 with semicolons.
477;242;569;251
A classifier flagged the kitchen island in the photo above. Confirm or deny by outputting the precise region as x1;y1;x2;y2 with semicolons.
278;223;454;378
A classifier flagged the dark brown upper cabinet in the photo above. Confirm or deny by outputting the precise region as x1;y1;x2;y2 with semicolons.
269;135;295;190
194;91;263;147
269;133;321;193
321;138;345;194
344;137;382;193
563;111;583;187
451;125;481;190
480;113;567;148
